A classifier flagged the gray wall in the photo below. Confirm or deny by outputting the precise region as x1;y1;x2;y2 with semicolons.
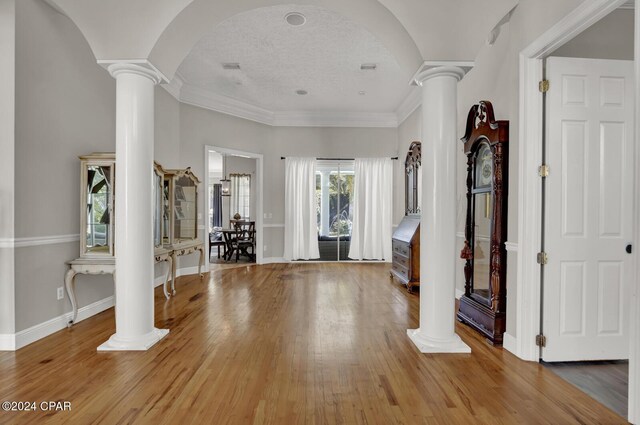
0;0;16;335
14;0;115;332
11;0;619;343
177;103;398;261
553;9;634;60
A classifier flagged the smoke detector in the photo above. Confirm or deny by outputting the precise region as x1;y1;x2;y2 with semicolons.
295;89;308;96
285;12;306;26
360;63;377;71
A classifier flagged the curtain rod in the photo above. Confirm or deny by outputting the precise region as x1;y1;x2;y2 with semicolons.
280;157;398;160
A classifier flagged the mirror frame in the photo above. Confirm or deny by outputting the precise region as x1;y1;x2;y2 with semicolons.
405;141;421;215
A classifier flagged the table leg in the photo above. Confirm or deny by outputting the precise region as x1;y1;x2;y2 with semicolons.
198;245;204;278
164;257;173;299
171;252;177;296
65;268;78;327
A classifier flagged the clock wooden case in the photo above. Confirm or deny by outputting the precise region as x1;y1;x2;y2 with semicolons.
457;101;509;345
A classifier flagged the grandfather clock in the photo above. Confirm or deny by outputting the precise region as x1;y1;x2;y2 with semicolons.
457;101;509;344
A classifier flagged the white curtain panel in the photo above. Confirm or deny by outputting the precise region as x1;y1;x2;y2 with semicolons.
229;174;250;219
284;158;320;260
348;158;393;261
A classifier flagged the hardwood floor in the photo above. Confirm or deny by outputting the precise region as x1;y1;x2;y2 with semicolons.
0;263;627;424
543;360;628;418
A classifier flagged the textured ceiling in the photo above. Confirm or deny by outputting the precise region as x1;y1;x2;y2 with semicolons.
177;5;410;113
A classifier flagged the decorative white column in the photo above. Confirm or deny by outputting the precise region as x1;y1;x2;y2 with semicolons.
98;62;168;351
320;170;330;236
407;62;473;353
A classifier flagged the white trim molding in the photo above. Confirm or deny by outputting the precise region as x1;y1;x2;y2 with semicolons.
630;2;640;423
455;288;464;300
0;334;16;351
0;234;80;248
395;87;421;125
504;241;518;252
517;0;629;365
263;224;285;228
15;296;114;350
503;333;517;355
262;257;287;264
165;74;408;128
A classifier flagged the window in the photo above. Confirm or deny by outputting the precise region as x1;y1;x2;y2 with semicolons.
315;161;354;237
229;174;251;219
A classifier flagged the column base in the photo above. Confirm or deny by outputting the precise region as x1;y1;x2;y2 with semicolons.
97;328;169;351
407;328;471;354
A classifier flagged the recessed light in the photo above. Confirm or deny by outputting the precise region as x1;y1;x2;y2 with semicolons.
359;91;366;95
222;63;241;70
360;63;377;71
295;89;308;95
285;12;306;26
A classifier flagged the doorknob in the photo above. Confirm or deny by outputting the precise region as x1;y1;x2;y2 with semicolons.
626;244;633;254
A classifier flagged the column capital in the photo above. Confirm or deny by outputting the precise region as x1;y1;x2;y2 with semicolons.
412;61;474;86
98;59;167;85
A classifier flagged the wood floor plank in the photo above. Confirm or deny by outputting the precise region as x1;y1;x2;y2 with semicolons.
0;263;628;424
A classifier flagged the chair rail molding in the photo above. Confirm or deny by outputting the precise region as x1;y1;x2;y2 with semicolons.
0;234;80;248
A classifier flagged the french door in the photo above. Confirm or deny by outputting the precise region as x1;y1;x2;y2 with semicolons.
316;160;354;261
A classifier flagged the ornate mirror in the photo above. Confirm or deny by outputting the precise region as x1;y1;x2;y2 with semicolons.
458;101;509;345
405;141;421;215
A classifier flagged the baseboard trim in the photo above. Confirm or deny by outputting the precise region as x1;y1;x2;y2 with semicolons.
15;296;114;350
503;332;517;356
262;257;287;264
8;266;205;351
455;288;464;300
0;334;16;351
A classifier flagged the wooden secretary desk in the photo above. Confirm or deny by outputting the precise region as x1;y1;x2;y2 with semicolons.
390;141;421;292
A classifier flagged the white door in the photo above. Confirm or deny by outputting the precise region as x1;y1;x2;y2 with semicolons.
543;57;634;361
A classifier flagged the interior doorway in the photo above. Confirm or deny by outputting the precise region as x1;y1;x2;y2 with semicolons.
535;4;635;418
204;145;264;268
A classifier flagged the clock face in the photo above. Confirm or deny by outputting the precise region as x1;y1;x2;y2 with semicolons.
475;144;493;189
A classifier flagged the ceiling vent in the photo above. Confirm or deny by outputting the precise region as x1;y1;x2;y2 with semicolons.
360;63;377;71
222;63;241;70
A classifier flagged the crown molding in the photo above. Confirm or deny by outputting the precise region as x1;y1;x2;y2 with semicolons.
395;86;421;125
165;81;400;128
180;84;275;126
619;0;634;9
273;110;397;128
161;72;184;100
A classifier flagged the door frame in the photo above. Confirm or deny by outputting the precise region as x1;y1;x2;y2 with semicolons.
516;0;639;420
203;145;264;267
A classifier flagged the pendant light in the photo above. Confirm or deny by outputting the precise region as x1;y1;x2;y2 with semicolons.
220;154;231;196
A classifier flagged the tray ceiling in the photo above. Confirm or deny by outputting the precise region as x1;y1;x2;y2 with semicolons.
176;5;411;115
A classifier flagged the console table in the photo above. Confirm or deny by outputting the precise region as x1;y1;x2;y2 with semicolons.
65;246;173;327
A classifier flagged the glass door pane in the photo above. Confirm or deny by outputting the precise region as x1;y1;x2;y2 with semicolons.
316;160;354;261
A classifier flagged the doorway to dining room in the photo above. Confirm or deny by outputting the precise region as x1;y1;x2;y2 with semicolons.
205;146;264;267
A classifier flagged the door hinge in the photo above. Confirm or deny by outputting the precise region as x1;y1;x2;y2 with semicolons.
538;164;549;177
536;334;547;347
539;80;550;93
537;251;548;265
